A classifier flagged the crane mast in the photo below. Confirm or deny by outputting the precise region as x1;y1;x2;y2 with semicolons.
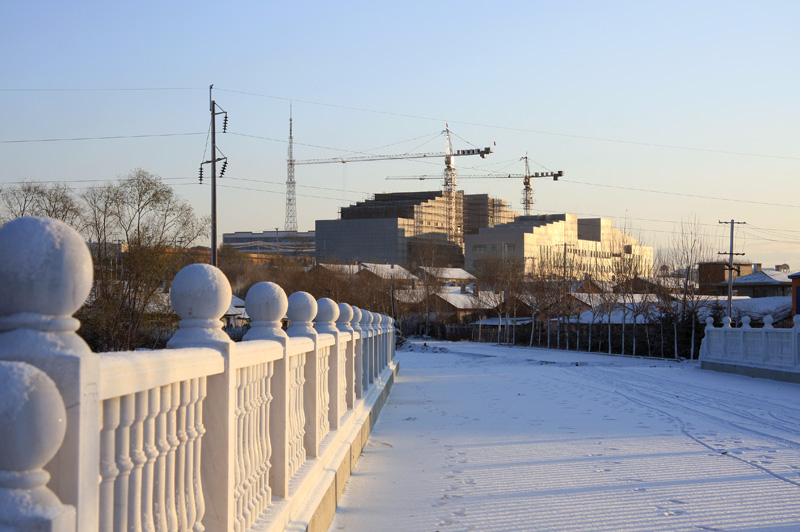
443;125;461;245
521;154;533;216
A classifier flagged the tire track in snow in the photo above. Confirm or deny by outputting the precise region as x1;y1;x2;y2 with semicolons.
554;366;800;489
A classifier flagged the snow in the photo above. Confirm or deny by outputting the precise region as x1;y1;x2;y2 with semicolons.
419;266;477;281
331;339;800;532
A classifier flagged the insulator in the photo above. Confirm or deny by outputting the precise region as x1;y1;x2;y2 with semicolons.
198;166;203;183
220;160;228;177
222;114;228;133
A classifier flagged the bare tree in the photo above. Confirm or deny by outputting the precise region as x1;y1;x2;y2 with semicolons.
77;169;207;351
1;181;82;226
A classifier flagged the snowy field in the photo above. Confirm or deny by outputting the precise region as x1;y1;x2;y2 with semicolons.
329;339;800;532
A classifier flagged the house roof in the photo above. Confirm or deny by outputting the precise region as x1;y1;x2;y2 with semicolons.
317;263;361;275
728;268;796;286
418;266;476;281
360;262;418;280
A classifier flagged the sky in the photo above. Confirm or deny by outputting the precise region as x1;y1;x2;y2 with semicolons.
2;1;799;268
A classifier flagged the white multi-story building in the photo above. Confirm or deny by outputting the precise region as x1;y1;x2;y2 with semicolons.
464;214;653;281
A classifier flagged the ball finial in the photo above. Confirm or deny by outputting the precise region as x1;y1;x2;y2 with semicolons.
0;217;92;318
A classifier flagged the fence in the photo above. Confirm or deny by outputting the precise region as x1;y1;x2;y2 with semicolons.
0;217;396;532
699;315;800;383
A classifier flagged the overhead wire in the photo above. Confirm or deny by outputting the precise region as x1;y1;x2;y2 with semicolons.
214;87;800;162
0;132;205;144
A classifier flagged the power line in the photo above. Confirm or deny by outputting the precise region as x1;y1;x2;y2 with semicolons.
0;87;203;92
0;132;205;144
560;179;800;209
4;85;798;161
215;87;800;162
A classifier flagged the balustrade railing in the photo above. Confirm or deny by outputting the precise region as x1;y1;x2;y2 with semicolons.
0;217;396;532
699;315;800;376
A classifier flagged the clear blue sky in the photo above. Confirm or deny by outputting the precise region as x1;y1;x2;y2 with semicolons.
3;1;799;268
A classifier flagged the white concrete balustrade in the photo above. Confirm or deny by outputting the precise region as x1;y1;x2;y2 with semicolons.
0;217;396;532
699;315;800;383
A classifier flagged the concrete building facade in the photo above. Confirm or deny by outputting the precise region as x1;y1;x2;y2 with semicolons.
464;213;653;281
315;191;517;267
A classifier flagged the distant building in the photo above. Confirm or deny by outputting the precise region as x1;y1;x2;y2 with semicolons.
315;191;517;267
222;230;315;258
698;261;754;294
712;266;796;298
464;213;653;281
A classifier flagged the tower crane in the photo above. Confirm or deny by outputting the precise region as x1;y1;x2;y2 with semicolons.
285;124;492;242
386;154;562;217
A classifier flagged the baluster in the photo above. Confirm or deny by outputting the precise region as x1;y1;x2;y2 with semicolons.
192;377;207;532
163;383;180;532
351;307;364;399
234;368;245;532
244;366;257;529
336;303;356;410
142;387;160;532
317;298;341;430
99;398;120;532
114;394;135;532
159;389;174;532
184;380;198;530
172;381;187;531
128;391;149;531
258;363;273;509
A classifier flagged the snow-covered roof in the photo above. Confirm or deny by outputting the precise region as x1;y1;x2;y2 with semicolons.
317;263;361;275
437;290;495;310
394;289;426;304
360;262;418;280
418;266;476;281
700;296;792;322
729;268;796;286
394;285;500;310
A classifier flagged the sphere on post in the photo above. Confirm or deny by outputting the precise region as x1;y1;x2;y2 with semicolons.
315;298;340;334
336;303;354;333
168;263;233;348
0;361;75;529
0;217;93;321
244;281;288;341
286;291;318;337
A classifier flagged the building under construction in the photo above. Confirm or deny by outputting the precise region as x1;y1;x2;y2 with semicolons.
315;191;517;267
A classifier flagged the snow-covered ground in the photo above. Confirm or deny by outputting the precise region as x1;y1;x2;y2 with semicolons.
329;339;800;532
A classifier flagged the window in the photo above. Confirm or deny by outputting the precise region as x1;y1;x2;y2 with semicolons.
473;244;487;254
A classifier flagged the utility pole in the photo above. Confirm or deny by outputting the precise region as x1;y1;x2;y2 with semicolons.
199;85;228;267
718;219;746;319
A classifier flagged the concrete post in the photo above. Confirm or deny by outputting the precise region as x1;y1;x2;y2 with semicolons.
0;217;99;531
286;292;320;457
167;264;232;532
